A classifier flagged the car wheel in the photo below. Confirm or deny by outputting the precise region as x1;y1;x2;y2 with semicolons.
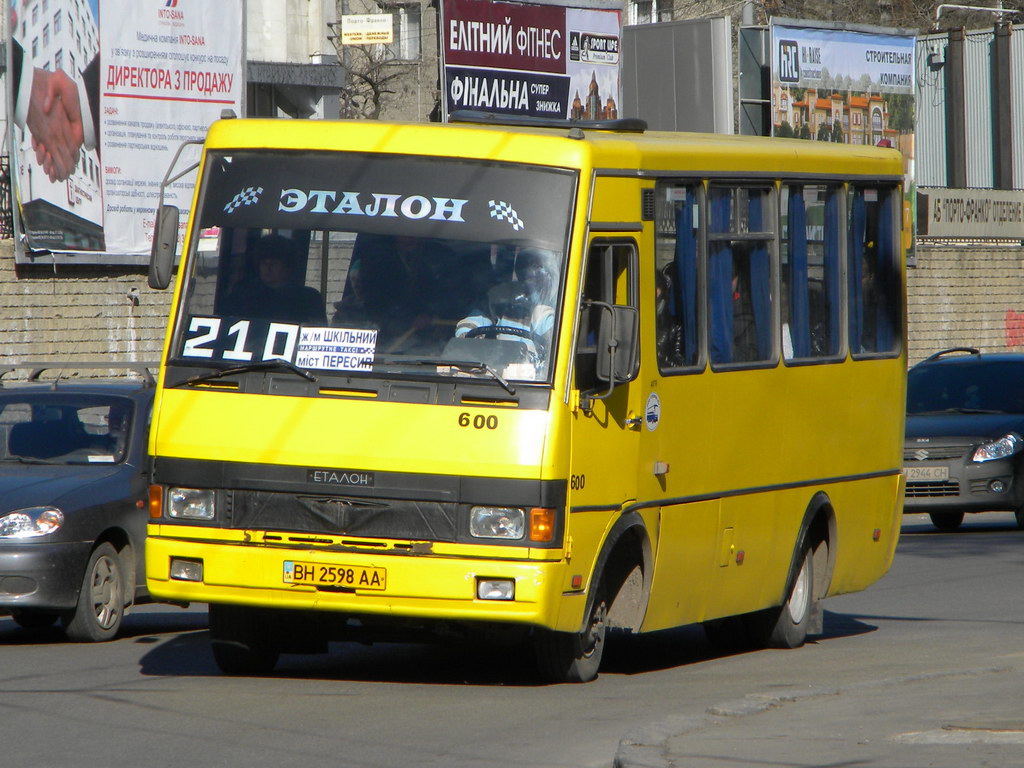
209;604;281;675
10;609;60;629
929;511;965;531
534;585;607;683
63;542;125;642
1015;509;1024;530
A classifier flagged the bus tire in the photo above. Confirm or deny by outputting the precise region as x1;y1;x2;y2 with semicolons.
63;542;125;642
757;543;815;649
209;604;280;675
534;586;607;683
929;511;964;531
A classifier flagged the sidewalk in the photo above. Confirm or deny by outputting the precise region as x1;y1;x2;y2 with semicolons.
615;663;1024;768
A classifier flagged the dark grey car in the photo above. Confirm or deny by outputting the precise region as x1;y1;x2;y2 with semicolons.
0;363;155;640
904;348;1024;531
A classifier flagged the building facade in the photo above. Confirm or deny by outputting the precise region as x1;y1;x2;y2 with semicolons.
3;1;1024;371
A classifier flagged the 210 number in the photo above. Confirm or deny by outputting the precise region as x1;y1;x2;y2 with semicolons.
458;413;499;430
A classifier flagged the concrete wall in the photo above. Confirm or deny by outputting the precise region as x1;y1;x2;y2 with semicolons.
2;238;1021;371
0;240;171;371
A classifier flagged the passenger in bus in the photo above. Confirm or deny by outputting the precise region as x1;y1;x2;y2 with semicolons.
387;235;446;347
336;235;456;351
655;268;685;368
454;248;556;360
222;234;326;325
731;263;760;362
858;248;881;352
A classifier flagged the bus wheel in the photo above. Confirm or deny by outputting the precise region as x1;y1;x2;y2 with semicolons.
929;511;964;531
534;587;607;683
755;544;815;650
209;604;280;675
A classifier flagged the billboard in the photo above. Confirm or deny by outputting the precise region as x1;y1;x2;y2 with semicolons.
770;20;915;148
8;0;244;264
440;0;623;121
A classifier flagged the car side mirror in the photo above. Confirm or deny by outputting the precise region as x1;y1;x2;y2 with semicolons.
148;204;180;289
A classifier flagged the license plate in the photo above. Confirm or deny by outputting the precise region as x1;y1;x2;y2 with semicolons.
903;466;950;482
283;561;386;590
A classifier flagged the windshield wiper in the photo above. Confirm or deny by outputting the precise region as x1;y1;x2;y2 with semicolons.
6;456;63;465
183;359;318;386
373;356;516;395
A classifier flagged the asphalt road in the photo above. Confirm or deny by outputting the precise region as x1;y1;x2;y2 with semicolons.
1;511;1021;768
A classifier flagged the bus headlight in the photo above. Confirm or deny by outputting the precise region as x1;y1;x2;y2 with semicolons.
167;487;216;520
972;433;1023;463
0;507;64;538
469;506;525;539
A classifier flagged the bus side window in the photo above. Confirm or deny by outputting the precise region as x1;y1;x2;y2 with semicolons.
708;186;775;367
654;183;701;371
782;184;842;361
849;185;901;356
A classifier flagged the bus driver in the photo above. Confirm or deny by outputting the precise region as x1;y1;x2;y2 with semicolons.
453;248;556;364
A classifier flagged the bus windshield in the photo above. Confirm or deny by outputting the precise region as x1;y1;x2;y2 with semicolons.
171;150;577;384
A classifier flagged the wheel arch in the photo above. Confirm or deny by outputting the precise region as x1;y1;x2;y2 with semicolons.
580;510;653;634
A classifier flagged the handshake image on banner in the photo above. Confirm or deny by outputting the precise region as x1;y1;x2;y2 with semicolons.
12;38;99;184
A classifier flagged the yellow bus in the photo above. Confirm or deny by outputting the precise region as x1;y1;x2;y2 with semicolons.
145;112;906;682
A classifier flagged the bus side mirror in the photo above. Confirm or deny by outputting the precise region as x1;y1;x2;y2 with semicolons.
586;302;638;405
148;204;180;289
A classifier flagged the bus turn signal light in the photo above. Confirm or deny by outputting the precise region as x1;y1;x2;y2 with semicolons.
529;507;555;542
149;485;163;519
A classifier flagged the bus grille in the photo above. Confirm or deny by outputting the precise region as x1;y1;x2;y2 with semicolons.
227;490;459;541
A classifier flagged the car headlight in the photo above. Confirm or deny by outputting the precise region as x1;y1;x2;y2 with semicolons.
167;487;216;520
469;506;525;539
0;507;64;538
972;433;1023;463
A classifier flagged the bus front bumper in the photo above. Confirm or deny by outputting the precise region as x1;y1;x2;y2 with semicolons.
145;529;582;632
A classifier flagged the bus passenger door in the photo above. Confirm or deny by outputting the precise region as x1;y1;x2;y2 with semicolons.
567;239;643;587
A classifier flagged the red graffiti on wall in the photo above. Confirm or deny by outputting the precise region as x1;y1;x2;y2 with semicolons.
1006;309;1024;349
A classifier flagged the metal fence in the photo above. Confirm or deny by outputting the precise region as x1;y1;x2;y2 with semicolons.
0;156;12;239
917;24;1023;190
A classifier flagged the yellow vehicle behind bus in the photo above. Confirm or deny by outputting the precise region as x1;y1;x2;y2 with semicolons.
145;112;906;682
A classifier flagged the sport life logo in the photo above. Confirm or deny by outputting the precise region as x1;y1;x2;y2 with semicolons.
489;200;525;231
224;186;264;214
778;40;800;83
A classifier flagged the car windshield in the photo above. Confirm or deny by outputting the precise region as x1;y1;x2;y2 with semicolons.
907;361;1024;415
0;394;134;464
171;150;577;384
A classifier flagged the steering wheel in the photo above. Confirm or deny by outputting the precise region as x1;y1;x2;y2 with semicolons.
464;324;535;342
